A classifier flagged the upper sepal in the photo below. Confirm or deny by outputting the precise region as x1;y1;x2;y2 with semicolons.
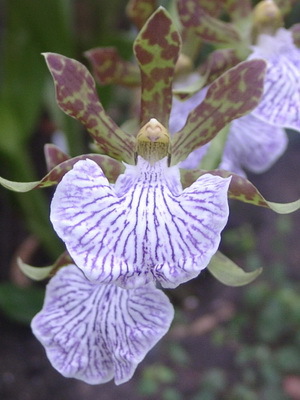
43;53;135;163
133;7;181;127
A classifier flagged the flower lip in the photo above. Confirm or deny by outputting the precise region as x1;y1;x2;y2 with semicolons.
50;157;231;290
31;264;174;385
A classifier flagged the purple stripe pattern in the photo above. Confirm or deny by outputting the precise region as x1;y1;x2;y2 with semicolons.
31;265;174;385
220;114;288;177
50;157;230;289
249;28;300;131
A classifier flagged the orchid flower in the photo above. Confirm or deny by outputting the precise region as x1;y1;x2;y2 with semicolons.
0;7;275;385
31;264;174;385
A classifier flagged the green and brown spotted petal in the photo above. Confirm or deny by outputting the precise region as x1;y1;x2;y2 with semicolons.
44;144;70;172
171;59;266;165
197;0;223;17
126;0;158;30
44;53;135;163
85;47;140;87
274;0;297;16
208;251;262;286
290;23;300;48
180;169;300;214
223;0;252;20
177;0;241;45
198;48;244;86
133;7;181;127
0;154;124;192
18;251;72;281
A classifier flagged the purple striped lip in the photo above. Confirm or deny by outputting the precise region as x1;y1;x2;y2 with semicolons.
50;156;231;289
31;264;174;385
249;28;300;131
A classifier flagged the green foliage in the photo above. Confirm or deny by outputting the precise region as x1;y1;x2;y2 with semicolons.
0;283;44;325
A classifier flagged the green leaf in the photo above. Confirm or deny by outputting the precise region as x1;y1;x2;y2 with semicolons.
180;168;300;214
85;47;140;87
208;251;262;286
133;7;181;127
44;53;135;163
0;154;125;192
126;0;158;30
171;59;266;165
177;0;241;45
44;143;69;171
0;283;44;325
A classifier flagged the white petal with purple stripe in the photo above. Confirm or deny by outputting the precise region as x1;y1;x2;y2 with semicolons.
219;114;288;176
31;265;174;385
249;28;300;131
50;157;230;289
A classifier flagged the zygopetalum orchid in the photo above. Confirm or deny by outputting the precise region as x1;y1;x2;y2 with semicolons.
1;6;300;386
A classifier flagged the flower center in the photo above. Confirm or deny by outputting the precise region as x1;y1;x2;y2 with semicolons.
136;118;171;165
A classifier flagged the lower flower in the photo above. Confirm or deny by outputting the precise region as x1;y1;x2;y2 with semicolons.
31;264;174;385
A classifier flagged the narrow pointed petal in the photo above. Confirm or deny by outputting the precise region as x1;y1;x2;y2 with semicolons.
219;114;288;175
32;265;174;385
208;251;262;286
0;154;124;192
249;29;300;131
133;7;181;127
180;169;300;214
177;0;241;45
44;53;135;163
85;47;140;87
18;251;72;281
50;158;230;289
171;60;267;165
